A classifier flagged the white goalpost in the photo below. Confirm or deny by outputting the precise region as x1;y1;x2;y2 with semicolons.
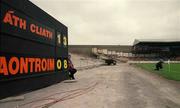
168;59;170;73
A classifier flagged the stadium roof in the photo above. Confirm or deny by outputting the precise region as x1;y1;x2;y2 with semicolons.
133;39;180;45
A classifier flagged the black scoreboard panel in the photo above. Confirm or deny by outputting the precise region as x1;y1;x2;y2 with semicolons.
0;0;68;99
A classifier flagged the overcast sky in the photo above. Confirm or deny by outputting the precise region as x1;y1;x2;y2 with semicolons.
30;0;180;45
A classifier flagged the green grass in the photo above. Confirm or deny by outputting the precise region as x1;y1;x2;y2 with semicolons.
135;63;180;81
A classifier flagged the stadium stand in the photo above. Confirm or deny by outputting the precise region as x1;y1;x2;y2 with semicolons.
132;39;180;61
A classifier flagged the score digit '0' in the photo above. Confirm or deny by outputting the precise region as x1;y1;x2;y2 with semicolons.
56;59;68;70
57;59;62;70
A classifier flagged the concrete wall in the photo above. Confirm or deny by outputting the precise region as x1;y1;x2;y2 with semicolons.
69;45;132;56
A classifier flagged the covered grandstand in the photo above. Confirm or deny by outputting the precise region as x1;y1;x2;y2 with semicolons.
132;39;180;60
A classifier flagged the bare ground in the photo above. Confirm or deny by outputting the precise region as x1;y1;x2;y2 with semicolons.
51;63;180;108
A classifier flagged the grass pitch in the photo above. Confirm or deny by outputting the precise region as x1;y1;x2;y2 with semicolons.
135;63;180;81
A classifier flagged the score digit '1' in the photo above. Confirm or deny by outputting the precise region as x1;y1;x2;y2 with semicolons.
57;34;61;44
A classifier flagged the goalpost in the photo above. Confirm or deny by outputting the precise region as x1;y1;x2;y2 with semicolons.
168;59;170;73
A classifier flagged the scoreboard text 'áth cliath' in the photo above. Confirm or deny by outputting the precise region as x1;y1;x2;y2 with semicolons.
3;10;53;40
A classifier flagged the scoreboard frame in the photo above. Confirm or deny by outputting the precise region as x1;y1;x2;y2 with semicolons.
0;0;69;99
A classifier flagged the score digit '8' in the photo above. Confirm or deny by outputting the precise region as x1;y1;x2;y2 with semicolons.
63;59;68;69
57;59;68;70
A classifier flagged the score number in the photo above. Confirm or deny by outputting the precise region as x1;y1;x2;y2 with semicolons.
57;33;67;47
57;59;68;71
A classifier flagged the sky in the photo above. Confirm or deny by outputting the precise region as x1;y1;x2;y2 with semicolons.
30;0;180;45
